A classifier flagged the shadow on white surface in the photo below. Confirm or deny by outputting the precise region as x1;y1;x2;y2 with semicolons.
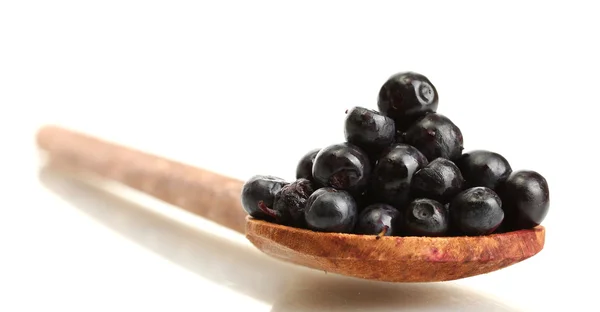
39;165;522;312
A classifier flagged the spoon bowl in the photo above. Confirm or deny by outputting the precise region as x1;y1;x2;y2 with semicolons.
246;217;545;282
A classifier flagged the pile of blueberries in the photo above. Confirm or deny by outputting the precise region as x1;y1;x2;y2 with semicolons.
241;72;550;237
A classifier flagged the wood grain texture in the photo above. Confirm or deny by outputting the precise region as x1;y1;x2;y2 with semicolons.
246;218;545;282
36;125;247;233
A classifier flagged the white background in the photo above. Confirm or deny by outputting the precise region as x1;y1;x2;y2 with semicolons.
1;1;598;311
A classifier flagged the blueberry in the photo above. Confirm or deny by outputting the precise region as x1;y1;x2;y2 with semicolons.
344;106;395;157
450;187;504;235
241;175;288;220
264;178;315;227
354;204;401;237
296;148;320;181
457;150;512;190
403;198;449;236
304;187;358;233
377;72;439;130
411;158;465;203
497;170;549;230
404;113;464;161
369;143;428;207
312;142;371;193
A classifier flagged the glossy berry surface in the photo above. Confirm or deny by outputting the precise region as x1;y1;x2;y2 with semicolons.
296;148;320;181
377;72;439;130
457;150;512;190
344;106;395;157
369;143;428;207
312;142;371;193
403;198;449;236
270;178;315;226
354;204;400;236
240;70;551;239
241;175;288;220
497;170;549;230
450;187;504;235
304;187;358;233
411;158;465;203
404;113;464;161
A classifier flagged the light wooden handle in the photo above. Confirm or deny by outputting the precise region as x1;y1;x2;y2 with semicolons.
36;125;247;234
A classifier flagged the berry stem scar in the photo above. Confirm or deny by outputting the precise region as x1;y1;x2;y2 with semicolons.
376;225;389;239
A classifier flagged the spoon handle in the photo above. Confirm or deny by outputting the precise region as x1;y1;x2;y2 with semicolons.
36;125;247;234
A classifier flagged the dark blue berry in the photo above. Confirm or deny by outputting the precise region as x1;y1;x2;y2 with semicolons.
296;148;320;181
304;187;358;233
344;106;395;158
457;150;512;190
261;178;315;227
497;170;549;230
354;204;401;236
450;187;504;235
312;143;371;193
241;175;288;220
369;143;428;207
377;72;439;130
403;199;449;236
411;158;465;203
404;113;464;162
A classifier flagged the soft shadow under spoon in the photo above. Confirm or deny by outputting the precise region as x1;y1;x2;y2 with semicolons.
35;125;545;283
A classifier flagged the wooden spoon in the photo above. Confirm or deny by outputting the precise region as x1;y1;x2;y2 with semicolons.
35;125;545;283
